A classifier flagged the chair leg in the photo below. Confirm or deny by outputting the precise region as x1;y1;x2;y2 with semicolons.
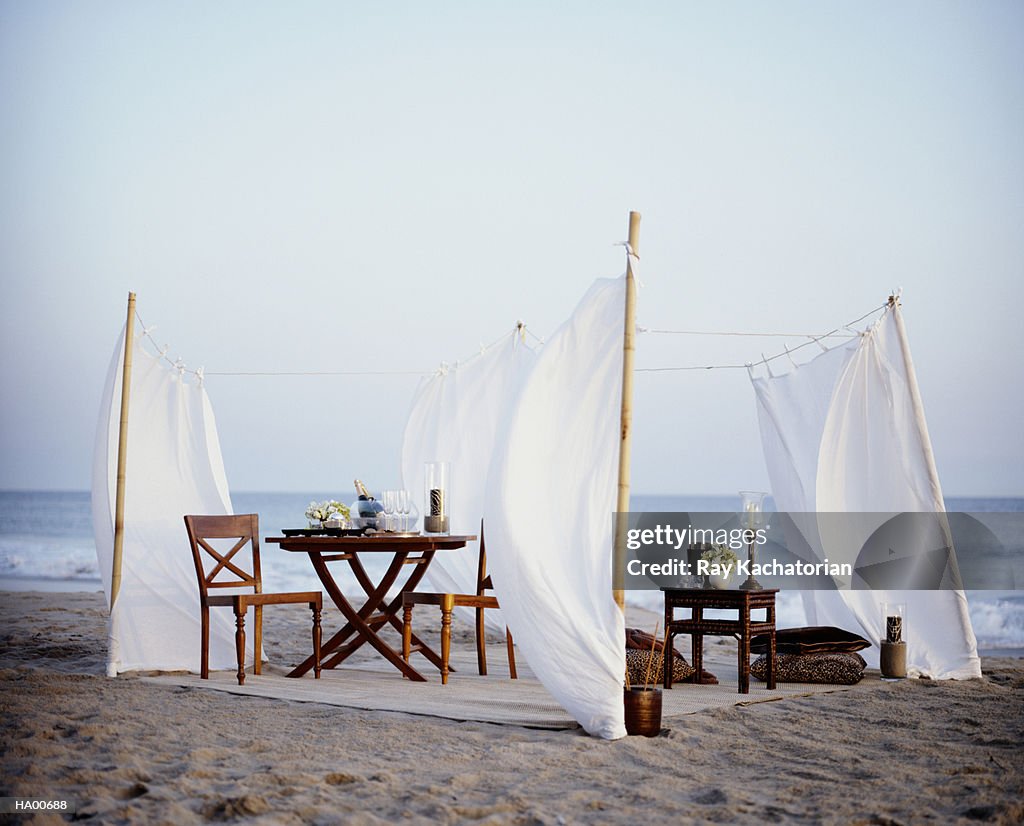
253;604;263;676
312;603;322;680
200;607;210;680
440;595;454;685
402;605;413;666
506;628;518;680
234;609;246;686
475;606;488;676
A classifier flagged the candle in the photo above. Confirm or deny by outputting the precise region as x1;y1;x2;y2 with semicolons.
886;615;903;644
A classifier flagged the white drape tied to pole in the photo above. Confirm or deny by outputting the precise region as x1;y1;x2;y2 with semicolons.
92;325;239;676
485;276;629;739
401;276;629;737
400;329;537;631
751;305;981;679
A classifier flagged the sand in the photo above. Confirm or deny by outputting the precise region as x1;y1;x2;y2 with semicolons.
1;590;1022;825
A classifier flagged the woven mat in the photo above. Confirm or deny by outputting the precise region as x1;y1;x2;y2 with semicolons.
144;641;880;730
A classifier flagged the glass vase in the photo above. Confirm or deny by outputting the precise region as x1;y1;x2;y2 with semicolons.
423;461;450;535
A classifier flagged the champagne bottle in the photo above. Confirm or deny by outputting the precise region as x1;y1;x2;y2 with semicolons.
353;479;384;520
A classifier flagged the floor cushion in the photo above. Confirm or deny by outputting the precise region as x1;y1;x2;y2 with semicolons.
751;651;867;685
751;625;871;655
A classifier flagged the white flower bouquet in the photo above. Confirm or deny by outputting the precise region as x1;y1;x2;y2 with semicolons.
305;500;351;527
700;543;739;567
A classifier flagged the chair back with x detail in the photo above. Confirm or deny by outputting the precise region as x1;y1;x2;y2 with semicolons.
188;513;262;597
184;514;322;685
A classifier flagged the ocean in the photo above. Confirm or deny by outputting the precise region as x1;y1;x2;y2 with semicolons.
1;490;1021;655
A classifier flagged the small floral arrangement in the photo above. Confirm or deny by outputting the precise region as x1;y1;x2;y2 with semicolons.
700;543;739;567
305;500;351;525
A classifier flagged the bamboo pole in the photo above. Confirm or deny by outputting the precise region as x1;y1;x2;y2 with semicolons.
613;212;640;612
889;295;944;508
888;294;963;587
110;291;136;612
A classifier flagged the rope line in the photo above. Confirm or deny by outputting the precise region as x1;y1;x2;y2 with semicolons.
135;311;205;380
134;301;888;379
636;302;888;373
132;312;535;379
640;328;858;339
204;370;428;376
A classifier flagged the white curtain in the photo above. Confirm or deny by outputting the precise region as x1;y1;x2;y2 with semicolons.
400;274;630;737
400;329;537;630
485;275;629;739
92;326;239;676
752;305;981;679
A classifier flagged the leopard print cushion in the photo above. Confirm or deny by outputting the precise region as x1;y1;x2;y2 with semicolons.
626;648;695;686
750;651;867;685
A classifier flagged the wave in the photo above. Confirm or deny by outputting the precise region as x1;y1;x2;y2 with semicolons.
0;537;100;582
967;595;1024;649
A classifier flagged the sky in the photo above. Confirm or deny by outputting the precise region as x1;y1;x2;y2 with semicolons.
1;1;1022;498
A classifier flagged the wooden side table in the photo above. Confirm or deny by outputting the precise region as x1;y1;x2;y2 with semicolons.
662;588;778;694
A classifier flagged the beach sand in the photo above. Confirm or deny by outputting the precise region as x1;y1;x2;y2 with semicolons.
1;590;1022;825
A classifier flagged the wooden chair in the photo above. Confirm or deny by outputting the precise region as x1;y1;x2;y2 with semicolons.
184;514;322;686
401;523;517;685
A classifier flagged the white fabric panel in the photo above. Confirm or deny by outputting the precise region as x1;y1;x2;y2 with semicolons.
399;331;536;631
752;342;859;515
92;329;238;676
91;324;125;604
815;308;980;678
751;340;860;629
485;276;628;740
752;309;980;679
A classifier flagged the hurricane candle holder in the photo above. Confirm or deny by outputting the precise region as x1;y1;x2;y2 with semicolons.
880;602;907;679
423;461;450;535
738;491;767;591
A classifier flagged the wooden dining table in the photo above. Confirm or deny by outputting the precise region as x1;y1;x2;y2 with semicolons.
266;533;476;681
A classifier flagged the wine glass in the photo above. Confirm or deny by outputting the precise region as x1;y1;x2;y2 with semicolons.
381;490;398;532
394;489;407;531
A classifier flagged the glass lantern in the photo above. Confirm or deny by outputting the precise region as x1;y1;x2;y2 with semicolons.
737;490;768;590
880;601;908;679
423;461;450;535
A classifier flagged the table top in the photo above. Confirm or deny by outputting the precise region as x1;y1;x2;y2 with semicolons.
266;534;476;552
662;587;779;595
663;587;779;607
